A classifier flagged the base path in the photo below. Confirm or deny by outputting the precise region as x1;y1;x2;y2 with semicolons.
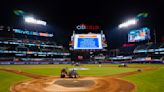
0;68;46;79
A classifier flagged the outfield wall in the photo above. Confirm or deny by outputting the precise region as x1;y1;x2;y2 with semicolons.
0;60;163;65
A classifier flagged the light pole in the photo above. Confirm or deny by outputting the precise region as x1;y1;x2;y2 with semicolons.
153;29;157;44
24;16;47;52
24;16;47;26
118;18;138;29
117;18;138;48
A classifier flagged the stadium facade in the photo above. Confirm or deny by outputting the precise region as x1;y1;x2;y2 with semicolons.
0;26;70;64
0;25;163;64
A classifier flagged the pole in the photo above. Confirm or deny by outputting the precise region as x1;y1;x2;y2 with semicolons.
154;29;157;44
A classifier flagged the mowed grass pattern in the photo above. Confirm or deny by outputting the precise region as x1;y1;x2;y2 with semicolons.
0;64;137;92
22;67;137;76
0;71;30;92
0;64;137;76
0;64;164;92
123;65;164;92
78;67;137;76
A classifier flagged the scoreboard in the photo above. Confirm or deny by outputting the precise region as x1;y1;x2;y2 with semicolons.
73;34;103;50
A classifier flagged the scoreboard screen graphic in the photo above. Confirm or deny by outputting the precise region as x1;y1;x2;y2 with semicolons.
74;34;102;49
128;27;151;42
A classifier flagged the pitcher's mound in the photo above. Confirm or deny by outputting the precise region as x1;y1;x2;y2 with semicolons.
54;80;95;87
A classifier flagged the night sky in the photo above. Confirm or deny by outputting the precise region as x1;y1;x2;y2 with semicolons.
0;0;163;49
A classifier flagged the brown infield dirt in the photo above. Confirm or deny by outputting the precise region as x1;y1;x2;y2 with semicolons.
0;66;158;92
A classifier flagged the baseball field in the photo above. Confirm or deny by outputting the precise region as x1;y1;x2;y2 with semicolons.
0;64;163;92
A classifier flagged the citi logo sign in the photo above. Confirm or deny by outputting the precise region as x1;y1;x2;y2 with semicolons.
76;24;100;30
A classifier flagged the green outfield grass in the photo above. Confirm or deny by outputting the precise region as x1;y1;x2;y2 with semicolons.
0;64;137;76
0;71;30;92
0;64;164;92
123;65;164;92
0;64;136;92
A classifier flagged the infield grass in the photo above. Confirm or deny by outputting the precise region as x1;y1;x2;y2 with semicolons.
0;64;137;92
0;64;164;92
1;64;137;76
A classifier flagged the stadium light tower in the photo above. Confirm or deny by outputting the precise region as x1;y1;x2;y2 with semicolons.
118;18;138;29
24;16;47;26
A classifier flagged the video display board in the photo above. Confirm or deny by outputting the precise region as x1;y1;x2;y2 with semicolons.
73;34;102;49
128;27;150;42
